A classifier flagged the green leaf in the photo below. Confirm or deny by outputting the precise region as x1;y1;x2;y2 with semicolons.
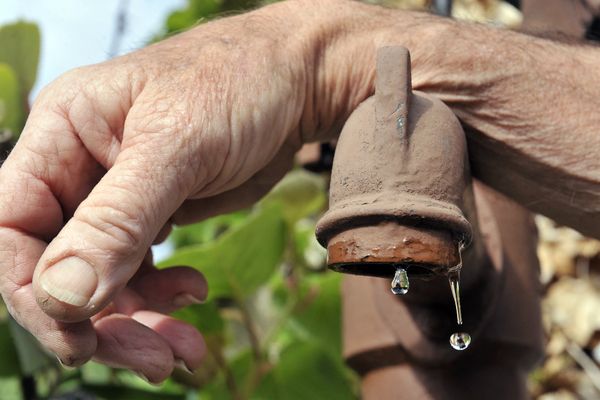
197;380;231;400
261;169;326;225
0;320;20;376
189;0;223;18
166;10;200;33
172;301;224;335
8;317;52;375
229;350;254;387
0;376;21;400
290;273;343;355
270;272;343;356
293;220;326;269
192;350;254;400
81;361;113;384
166;0;222;33
254;342;357;400
0;21;40;97
160;205;286;300
81;383;185;400
0;63;23;140
170;210;249;249
219;0;262;12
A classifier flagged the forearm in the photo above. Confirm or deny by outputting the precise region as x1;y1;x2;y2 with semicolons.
287;0;600;237
413;23;600;239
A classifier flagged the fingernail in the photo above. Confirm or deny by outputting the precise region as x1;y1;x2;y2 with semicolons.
40;257;97;307
174;358;194;374
173;293;204;308
134;371;161;386
56;356;75;370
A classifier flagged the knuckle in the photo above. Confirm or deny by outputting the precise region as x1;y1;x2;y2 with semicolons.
125;102;204;192
76;203;145;253
35;66;92;107
127;91;192;139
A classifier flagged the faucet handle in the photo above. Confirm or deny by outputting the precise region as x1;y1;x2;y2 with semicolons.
375;46;411;136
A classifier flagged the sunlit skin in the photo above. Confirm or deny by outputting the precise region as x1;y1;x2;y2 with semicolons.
0;0;599;382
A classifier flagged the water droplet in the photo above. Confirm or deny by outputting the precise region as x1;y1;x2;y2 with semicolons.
448;242;471;351
449;270;463;325
391;267;409;295
397;117;405;130
449;332;471;351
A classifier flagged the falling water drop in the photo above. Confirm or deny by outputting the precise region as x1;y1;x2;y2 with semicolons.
449;241;470;350
449;332;471;351
449;270;463;325
391;267;409;295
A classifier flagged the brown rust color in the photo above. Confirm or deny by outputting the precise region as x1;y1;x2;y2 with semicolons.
315;46;472;278
327;222;459;277
345;182;544;399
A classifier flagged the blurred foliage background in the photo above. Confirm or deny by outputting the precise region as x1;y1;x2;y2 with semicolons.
0;0;599;399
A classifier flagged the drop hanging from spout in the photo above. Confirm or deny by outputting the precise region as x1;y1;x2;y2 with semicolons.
449;242;470;351
391;267;409;295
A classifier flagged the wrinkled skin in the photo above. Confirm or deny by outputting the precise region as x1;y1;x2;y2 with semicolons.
0;3;309;382
0;0;599;383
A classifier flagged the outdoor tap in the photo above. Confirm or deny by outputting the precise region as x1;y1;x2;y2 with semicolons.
314;46;544;398
316;46;472;280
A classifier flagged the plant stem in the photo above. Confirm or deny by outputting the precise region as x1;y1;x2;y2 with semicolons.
237;299;262;362
211;346;244;400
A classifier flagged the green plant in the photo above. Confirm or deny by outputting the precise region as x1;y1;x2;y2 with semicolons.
158;169;359;400
0;21;39;154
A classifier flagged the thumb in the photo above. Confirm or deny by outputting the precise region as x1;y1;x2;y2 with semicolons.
33;151;188;322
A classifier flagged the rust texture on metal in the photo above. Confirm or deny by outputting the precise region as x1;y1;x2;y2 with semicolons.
313;45;545;399
315;46;472;278
345;183;544;399
327;222;459;277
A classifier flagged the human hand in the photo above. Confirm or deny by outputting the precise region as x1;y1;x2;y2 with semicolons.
0;0;340;382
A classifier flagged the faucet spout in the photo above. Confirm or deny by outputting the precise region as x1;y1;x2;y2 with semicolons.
316;46;472;279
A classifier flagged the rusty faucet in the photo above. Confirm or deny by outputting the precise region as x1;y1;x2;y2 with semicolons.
314;46;545;399
316;46;472;280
